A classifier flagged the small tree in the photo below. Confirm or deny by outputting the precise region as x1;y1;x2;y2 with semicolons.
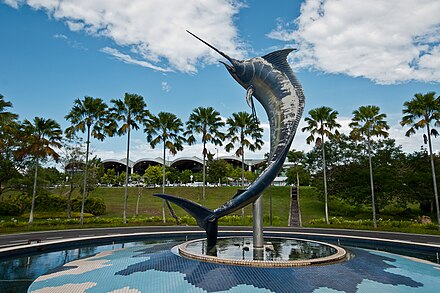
185;107;225;204
144;165;163;185
350;105;389;228
207;159;228;185
131;173;143;216
60;136;85;218
65;96;108;224
107;93;149;224
19;117;62;224
302;106;341;224
146;111;185;222
225;112;264;187
401;92;440;230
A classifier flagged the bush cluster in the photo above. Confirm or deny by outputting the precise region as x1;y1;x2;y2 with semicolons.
71;197;106;216
35;194;67;211
0;202;21;216
0;194;106;216
309;216;438;230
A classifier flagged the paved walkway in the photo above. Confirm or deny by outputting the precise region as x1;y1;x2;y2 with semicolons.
1;226;439;249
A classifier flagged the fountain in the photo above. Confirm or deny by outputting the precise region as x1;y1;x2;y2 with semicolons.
154;31;347;266
2;32;439;293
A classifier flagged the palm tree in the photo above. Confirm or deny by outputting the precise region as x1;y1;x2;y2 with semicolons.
185;106;225;204
20;117;62;224
0;94;18;125
350;105;389;228
0;94;19;151
146;111;185;222
107;93;149;224
65;96;108;224
302;106;341;224
225;111;264;187
0;95;19;196
401;92;440;231
225;111;263;223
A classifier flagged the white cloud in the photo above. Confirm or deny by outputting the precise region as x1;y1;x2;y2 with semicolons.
268;0;440;84
3;0;19;9
53;33;67;40
161;81;171;92
101;47;171;72
53;33;87;50
6;0;245;73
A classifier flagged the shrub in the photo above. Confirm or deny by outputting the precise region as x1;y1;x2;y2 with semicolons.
0;201;22;216
34;194;67;212
84;197;106;216
144;216;162;223
308;217;438;231
71;197;106;216
179;215;196;225
9;194;31;213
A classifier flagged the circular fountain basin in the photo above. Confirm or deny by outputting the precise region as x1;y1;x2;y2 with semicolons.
178;237;347;267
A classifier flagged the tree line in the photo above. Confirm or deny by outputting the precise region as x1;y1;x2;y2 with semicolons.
0;93;263;225
1;91;440;231
292;92;440;230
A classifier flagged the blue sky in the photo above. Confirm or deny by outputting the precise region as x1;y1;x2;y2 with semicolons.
1;0;440;162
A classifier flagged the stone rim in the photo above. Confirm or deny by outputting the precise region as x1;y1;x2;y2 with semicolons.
178;236;347;267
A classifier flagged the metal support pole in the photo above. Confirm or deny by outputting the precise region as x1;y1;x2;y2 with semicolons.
253;194;264;251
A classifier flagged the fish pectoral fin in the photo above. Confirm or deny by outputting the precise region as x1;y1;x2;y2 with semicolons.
246;86;259;122
246;86;254;108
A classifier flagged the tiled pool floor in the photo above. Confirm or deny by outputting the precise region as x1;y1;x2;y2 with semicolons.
27;240;440;293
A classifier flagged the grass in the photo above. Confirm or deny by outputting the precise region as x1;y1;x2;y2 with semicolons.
1;185;439;235
85;186;289;221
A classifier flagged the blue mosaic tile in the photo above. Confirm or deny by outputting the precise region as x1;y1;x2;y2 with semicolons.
27;241;440;293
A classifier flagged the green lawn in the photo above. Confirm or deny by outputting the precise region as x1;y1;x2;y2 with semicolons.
1;185;439;235
91;186;296;224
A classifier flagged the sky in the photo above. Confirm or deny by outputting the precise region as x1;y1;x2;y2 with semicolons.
1;0;440;163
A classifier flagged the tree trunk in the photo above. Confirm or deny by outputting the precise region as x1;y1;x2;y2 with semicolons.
67;170;73;219
123;125;130;224
241;137;245;224
427;125;440;231
162;142;166;223
297;171;302;227
321;134;329;224
80;125;90;225
367;137;377;228
241;135;245;187
28;157;38;225
135;183;141;216
202;141;206;206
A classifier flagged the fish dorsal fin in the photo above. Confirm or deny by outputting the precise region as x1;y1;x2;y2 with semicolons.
261;48;295;75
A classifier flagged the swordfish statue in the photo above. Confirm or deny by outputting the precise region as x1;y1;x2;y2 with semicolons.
154;31;305;248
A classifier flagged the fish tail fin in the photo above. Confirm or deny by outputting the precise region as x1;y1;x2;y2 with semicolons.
154;193;218;247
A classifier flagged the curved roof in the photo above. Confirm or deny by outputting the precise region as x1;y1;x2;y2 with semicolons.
102;156;268;173
133;157;166;166
102;159;134;168
171;157;203;172
218;155;266;167
171;156;203;165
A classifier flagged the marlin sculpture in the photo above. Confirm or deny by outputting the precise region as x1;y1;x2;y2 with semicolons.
154;31;305;247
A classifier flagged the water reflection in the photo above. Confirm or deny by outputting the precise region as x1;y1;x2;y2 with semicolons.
185;237;338;261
